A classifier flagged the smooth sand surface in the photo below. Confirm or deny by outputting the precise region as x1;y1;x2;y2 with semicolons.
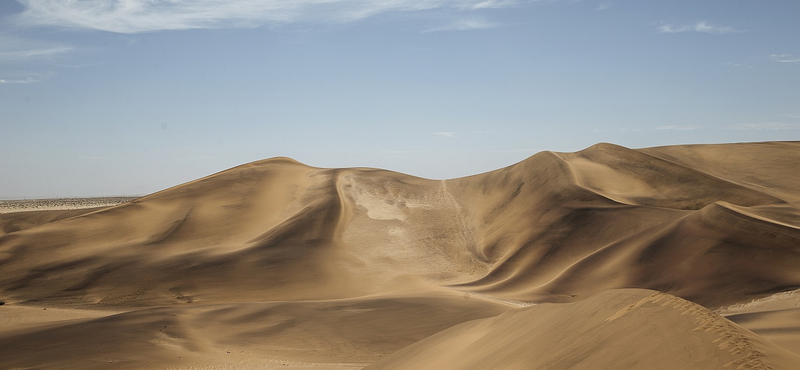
366;289;800;370
1;142;799;369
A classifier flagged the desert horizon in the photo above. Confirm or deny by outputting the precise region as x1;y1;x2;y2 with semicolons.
1;141;799;369
4;1;798;368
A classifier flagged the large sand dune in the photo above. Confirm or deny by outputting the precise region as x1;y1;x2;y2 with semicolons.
366;289;800;370
1;141;799;369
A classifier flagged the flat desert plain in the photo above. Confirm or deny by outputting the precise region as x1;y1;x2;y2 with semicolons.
1;141;800;369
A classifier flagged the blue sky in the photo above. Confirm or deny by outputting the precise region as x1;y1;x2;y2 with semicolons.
1;0;798;198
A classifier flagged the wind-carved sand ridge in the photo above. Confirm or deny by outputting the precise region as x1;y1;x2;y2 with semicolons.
1;141;799;369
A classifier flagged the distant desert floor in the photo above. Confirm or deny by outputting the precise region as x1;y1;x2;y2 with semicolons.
0;197;139;213
1;141;800;369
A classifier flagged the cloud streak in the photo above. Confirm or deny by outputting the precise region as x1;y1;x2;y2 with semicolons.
769;54;800;63
0;45;73;62
655;125;702;131
0;34;73;63
729;122;800;130
13;0;520;34
434;131;456;138
659;22;740;35
722;62;750;68
423;17;496;33
0;76;44;84
728;114;800;130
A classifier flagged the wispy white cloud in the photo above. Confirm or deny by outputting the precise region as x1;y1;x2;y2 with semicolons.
659;21;741;35
655;125;702;131
729;122;800;130
0;70;55;84
0;76;43;84
658;24;690;33
693;21;739;34
0;45;74;62
434;131;457;138
423;17;497;33
722;62;750;68
769;54;800;63
728;114;800;130
468;0;518;10
0;34;73;63
12;0;520;34
597;2;612;11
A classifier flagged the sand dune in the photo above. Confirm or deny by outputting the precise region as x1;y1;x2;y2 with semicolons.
448;142;800;307
1;141;798;369
365;289;800;370
0;290;509;369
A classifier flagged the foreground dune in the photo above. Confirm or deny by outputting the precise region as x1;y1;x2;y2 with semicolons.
366;289;800;370
0;141;798;369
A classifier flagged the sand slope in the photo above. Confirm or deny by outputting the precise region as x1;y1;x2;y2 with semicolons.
1;141;799;368
447;142;800;307
366;289;800;370
0;290;510;369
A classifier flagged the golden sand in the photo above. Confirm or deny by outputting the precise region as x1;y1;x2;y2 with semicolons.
1;142;799;369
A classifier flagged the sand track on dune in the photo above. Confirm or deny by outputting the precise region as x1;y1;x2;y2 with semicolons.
337;171;487;286
1;141;799;369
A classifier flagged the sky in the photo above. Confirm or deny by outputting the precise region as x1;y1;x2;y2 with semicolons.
1;0;798;198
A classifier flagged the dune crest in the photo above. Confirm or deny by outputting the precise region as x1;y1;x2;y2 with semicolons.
1;141;799;368
365;289;800;370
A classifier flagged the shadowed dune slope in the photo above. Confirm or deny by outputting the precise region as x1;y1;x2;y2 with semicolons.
1;158;357;305
446;141;800;307
0;141;799;369
0;157;490;306
642;141;800;206
0;207;107;236
0;290;510;369
728;308;800;357
1;142;799;308
365;289;800;370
